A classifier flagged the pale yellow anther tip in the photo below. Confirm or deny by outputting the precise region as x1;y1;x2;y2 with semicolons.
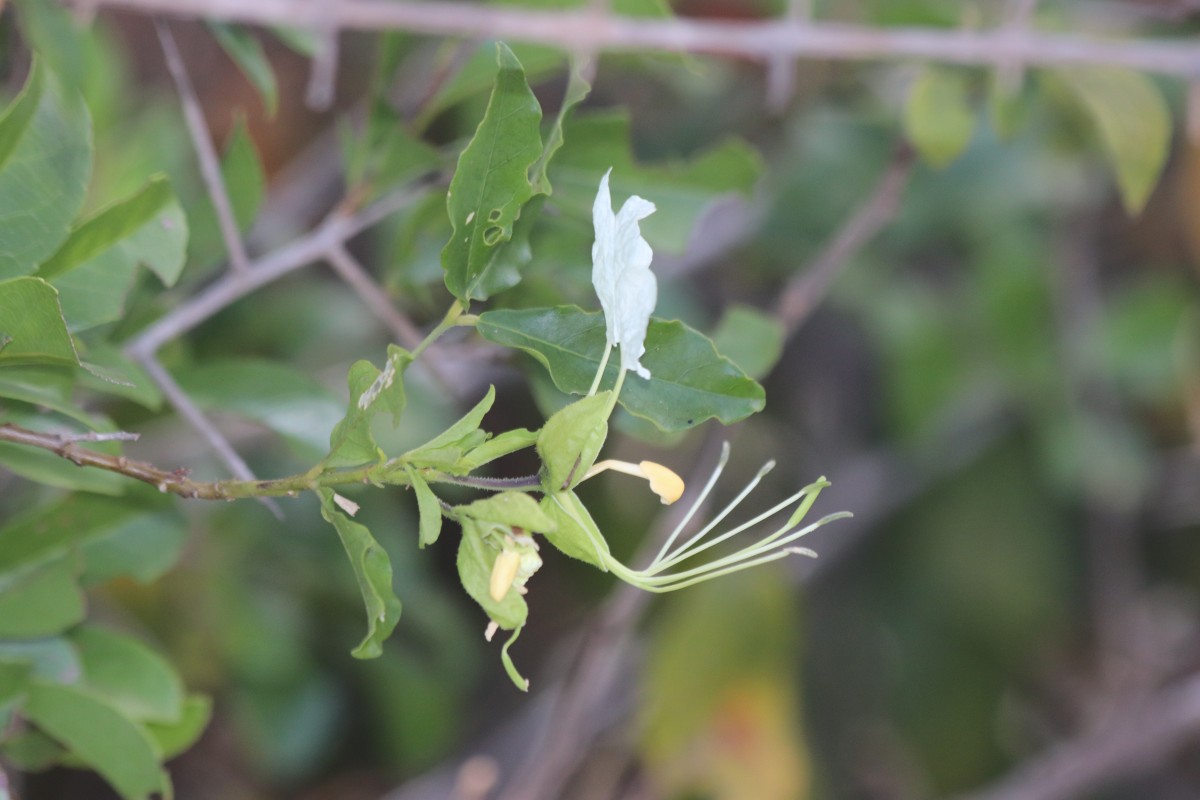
639;460;685;505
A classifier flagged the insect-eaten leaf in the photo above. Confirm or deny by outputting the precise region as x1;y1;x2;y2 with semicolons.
441;43;544;303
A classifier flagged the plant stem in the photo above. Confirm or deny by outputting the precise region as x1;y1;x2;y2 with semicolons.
413;300;464;359
588;343;613;396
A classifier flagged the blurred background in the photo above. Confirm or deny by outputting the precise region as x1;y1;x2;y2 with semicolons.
3;1;1200;798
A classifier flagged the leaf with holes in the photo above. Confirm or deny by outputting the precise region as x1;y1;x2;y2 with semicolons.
441;43;543;303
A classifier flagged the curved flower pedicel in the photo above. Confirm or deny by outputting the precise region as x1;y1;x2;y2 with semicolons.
589;168;657;392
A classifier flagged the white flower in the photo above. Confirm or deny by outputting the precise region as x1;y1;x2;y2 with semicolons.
592;168;657;381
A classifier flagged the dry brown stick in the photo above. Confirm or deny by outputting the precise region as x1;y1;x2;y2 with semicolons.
74;0;1200;78
774;144;915;339
953;671;1200;800
157;21;251;274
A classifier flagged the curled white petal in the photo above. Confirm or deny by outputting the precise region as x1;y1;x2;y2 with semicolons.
592;168;657;380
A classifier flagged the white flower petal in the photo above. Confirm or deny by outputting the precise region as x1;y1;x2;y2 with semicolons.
591;168;657;379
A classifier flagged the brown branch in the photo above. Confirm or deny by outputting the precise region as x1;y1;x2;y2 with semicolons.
157;21;251;274
952;671;1200;800
774;144;915;338
73;0;1200;78
0;422;287;500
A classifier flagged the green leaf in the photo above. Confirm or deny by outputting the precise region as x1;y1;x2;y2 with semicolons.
74;345;162;409
547;112;760;252
1;729;65;772
441;43;544;303
531;60;592;195
0;555;85;638
404;466;443;548
904;67;976;169
454;427;539;472
209;23;278;115
0;660;32;706
79;511;187;586
456;518;528;630
269;26;320;56
221;116;267;231
0;365;86;423
176;359;344;459
36;176;187;331
478;306;765;432
0;277;78;367
539;490;611;569
318;489;403;659
343;102;441;199
144;694;211;759
14;0;87;89
456;491;557;533
0;62;92;279
711;305;785;381
536;392;611;493
71;627;184;724
0;639;81;683
403;386;496;471
23;682;169;800
325;345;412;468
1052;66;1171;214
0;493;149;577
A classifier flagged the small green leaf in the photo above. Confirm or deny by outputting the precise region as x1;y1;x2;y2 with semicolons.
456;518;528;630
0;277;79;367
23;682;169;800
74;345;162;409
36;176;187;331
539;490;611;569
318;489;403;659
404;466;443;548
270;26;320;56
145;694;212;760
219;117;265;232
209;23;278;115
1052;66;1171;214
0;493;150;576
71;627;184;724
711;305;785;381
0;660;33;706
403;386;496;471
0;62;92;279
478;306;765;432
343;102;441;199
531;60;592;195
79;511;187;587
0;555;85;639
14;0;87;89
904;67;976;169
536;392;611;493
441;43;544;303
0;639;81;683
325;345;412;468
456;491;557;533
454;427;539;472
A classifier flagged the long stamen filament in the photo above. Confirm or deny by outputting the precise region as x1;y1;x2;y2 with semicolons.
626;547;816;593
650;442;730;565
651;460;778;572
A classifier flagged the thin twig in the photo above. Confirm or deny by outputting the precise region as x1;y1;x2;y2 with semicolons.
156;21;251;274
127;181;433;360
765;0;811;113
135;355;284;517
324;244;426;351
997;0;1040;93
952;671;1200;800
774;144;915;339
305;0;341;110
77;1;1200;78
